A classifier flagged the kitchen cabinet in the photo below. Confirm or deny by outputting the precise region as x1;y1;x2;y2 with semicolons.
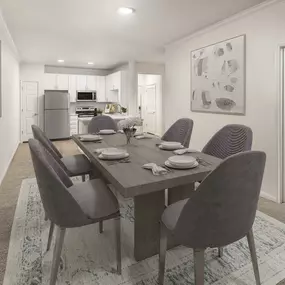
96;76;106;102
70;115;78;135
106;71;121;102
76;75;97;91
69;75;77;102
76;75;87;91
44;73;69;90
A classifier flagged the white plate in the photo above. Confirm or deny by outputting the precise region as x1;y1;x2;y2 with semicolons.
159;144;184;151
101;148;127;159
165;160;199;169
99;129;116;135
99;152;129;160
161;141;182;147
79;134;103;142
168;155;197;167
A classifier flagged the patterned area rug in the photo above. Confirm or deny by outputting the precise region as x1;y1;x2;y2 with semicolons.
4;178;285;285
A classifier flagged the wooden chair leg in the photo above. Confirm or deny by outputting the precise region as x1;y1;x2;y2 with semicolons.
50;227;66;285
194;249;205;285
115;218;121;275
99;221;103;233
46;222;55;251
247;229;261;285
158;222;168;285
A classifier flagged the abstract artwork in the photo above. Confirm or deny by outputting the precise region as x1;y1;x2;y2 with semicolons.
191;35;245;115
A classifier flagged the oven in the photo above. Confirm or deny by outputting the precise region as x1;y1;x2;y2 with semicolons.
76;91;97;102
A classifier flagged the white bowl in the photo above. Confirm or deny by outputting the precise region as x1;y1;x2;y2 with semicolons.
99;152;129;160
159;142;184;150
168;155;197;167
161;141;182;147
99;129;116;135
101;148;127;159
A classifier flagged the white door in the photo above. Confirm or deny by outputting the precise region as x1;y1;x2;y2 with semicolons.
143;84;156;134
21;81;39;141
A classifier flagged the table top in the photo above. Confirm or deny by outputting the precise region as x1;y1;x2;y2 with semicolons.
72;134;222;198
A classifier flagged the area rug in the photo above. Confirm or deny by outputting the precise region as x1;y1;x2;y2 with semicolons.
4;178;285;285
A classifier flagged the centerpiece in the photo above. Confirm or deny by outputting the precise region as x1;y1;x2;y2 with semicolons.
118;117;143;144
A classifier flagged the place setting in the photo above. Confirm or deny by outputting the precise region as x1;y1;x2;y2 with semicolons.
95;148;130;165
79;134;103;142
98;129;117;135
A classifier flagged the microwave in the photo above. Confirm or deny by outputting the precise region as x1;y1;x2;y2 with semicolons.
76;91;97;102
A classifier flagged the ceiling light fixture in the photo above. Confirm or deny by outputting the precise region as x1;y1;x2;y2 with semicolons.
117;7;135;15
57;59;64;63
87;62;94;65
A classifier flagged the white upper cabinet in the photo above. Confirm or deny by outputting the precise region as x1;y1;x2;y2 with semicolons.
106;71;121;102
96;76;106;102
44;74;69;90
69;75;77;102
86;76;97;90
76;75;87;90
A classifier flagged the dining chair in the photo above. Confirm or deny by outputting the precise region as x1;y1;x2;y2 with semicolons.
32;125;92;182
161;118;194;147
202;124;253;159
158;151;266;285
28;139;121;285
88;115;118;134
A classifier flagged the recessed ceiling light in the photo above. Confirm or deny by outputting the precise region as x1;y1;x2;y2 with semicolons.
57;59;64;63
117;7;135;15
87;62;94;65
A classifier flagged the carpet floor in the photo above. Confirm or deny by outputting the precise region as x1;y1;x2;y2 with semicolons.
4;177;285;285
1;140;285;284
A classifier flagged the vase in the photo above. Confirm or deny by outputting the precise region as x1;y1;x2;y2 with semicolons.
123;128;136;144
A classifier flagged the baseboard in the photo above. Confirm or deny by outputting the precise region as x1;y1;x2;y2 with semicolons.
260;191;279;203
0;142;19;186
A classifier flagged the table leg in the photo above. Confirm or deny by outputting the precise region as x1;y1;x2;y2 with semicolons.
134;190;165;261
168;183;195;205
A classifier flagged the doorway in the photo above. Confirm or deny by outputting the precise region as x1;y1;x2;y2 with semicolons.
138;74;162;135
21;81;39;142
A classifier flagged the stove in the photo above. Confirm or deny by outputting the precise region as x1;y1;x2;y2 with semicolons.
75;106;95;117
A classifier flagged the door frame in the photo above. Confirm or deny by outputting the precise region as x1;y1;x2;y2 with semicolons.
144;83;157;134
20;80;39;142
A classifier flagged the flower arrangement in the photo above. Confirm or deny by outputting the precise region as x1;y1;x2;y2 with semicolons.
121;106;127;114
118;117;143;144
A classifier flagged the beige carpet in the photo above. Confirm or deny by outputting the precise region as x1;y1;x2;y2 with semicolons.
1;139;285;284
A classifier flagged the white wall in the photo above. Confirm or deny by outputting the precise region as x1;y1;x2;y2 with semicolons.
0;13;20;184
164;0;285;202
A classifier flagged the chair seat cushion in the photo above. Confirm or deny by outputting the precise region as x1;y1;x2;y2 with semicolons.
162;199;188;231
61;154;91;176
68;179;119;221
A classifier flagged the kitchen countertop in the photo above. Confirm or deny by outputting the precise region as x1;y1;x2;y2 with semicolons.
78;113;133;123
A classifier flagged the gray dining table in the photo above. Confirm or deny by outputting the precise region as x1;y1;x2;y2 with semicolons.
72;134;221;261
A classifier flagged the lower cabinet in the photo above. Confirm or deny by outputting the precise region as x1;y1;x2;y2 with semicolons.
70;115;78;135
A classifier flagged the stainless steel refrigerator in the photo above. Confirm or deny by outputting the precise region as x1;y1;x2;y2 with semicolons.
44;91;70;139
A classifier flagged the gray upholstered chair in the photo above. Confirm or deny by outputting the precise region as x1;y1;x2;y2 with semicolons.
158;151;266;285
161;118;194;147
32;125;92;182
28;139;121;285
88;115;118;134
202;124;253;159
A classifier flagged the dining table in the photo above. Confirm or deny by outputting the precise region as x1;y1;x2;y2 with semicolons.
72;133;222;261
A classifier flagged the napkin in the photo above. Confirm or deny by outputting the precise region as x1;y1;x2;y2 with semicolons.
173;148;199;155
136;134;152;140
143;163;168;175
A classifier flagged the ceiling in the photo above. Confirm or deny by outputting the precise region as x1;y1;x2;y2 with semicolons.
0;0;266;69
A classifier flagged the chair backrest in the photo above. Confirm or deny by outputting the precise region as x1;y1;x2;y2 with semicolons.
88;115;118;134
202;124;253;159
31;125;69;172
161;118;194;147
174;151;266;249
28;139;90;228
